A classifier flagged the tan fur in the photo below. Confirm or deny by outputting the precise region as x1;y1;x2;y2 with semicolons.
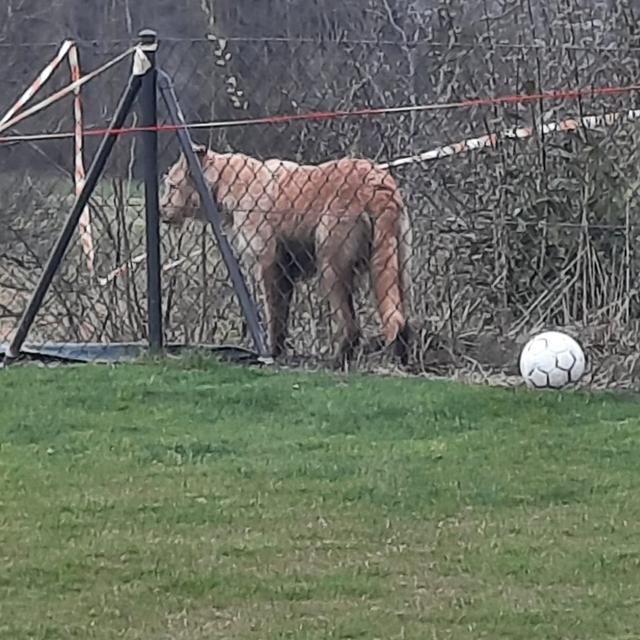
160;146;413;366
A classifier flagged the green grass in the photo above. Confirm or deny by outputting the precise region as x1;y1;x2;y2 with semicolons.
1;358;640;639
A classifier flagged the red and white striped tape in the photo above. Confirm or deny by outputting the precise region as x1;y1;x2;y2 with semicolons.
1;43;133;274
0;46;133;137
0;40;74;127
67;44;94;274
96;250;204;286
378;108;640;169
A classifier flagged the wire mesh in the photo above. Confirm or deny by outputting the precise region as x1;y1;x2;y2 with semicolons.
1;10;640;385
154;35;640;384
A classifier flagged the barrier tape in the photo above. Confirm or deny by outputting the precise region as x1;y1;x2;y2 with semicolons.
1;43;133;274
67;45;95;274
0;41;75;127
0;46;134;137
96;250;203;286
378;108;640;169
0;40;95;273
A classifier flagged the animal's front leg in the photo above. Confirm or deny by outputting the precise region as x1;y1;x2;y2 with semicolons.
317;213;363;369
321;268;360;369
243;231;289;359
233;223;280;357
258;259;293;359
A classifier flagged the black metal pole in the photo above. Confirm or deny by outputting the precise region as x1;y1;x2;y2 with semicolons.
157;70;271;361
138;29;163;353
6;72;143;360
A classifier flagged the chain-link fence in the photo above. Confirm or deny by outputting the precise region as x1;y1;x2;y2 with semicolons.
2;26;640;385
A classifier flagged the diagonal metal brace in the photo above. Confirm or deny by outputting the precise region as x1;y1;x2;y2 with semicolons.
157;69;272;362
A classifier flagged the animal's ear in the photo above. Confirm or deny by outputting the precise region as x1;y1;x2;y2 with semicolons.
178;143;208;169
191;143;208;157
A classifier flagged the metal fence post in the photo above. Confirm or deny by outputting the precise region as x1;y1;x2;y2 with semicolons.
138;28;163;353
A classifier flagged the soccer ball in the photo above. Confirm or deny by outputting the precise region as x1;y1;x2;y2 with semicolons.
519;330;586;389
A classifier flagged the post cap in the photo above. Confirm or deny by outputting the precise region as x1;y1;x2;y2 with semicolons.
138;29;158;44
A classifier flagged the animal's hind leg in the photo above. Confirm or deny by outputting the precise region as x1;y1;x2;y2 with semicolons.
243;231;292;360
317;213;368;368
320;266;360;368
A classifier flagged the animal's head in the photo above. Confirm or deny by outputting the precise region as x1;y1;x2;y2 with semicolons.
159;144;209;225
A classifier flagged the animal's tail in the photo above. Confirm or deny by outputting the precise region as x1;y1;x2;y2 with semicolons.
366;170;412;357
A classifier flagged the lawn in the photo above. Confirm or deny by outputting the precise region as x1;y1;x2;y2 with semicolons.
1;358;640;639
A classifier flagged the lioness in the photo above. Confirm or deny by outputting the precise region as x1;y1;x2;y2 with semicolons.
159;145;413;366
